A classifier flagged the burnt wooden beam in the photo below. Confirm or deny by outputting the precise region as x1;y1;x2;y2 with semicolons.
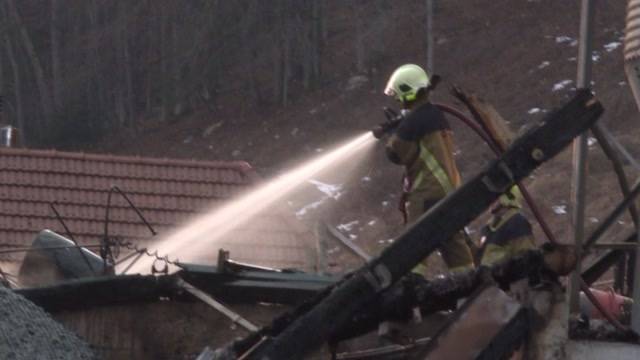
330;250;545;343
233;91;603;360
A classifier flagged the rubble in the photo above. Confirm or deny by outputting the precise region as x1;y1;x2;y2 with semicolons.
0;286;94;360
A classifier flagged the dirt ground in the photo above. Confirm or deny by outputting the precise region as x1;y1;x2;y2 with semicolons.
87;1;640;276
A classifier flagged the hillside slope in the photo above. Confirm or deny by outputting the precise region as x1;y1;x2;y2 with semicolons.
92;1;640;273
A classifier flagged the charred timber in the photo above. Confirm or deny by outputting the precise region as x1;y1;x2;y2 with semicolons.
331;249;546;343
216;90;603;360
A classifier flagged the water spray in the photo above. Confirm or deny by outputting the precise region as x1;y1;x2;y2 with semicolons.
126;132;375;274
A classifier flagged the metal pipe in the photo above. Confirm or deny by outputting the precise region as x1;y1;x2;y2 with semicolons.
569;0;595;315
582;176;640;250
624;0;640;330
591;124;640;229
177;278;259;333
598;124;640;171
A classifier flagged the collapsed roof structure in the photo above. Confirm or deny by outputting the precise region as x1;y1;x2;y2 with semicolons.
5;1;640;359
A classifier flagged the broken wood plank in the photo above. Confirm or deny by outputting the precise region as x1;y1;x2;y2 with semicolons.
326;223;372;262
177;278;259;333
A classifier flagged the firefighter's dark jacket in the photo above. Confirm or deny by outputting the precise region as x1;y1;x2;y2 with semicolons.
482;210;532;247
385;102;461;202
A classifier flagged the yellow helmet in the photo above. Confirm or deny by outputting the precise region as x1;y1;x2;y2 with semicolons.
499;185;523;208
384;64;430;103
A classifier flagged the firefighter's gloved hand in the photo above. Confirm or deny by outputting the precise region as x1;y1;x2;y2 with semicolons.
371;118;402;139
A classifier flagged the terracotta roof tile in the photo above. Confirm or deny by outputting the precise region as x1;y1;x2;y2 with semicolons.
0;148;315;271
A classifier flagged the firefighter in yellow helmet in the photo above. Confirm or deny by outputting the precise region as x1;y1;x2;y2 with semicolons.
479;185;537;266
383;64;474;274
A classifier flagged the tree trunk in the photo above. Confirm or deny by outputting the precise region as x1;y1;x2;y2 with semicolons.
280;2;291;107
242;0;259;105
160;6;169;122
121;6;135;132
50;0;62;111
352;3;366;74
311;0;321;84
87;0;106;130
4;37;25;145
6;0;54;126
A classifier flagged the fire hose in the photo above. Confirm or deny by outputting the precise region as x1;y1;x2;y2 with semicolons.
370;89;632;334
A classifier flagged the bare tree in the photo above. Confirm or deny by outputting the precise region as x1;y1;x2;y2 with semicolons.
50;0;63;111
3;37;25;144
6;0;53;127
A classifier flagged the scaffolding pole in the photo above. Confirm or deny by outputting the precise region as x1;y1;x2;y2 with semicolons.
568;0;595;315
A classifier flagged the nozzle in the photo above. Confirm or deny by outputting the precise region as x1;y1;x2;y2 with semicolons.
371;118;401;139
372;124;388;139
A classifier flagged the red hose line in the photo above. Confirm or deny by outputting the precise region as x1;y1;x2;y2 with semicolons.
437;102;632;334
435;103;559;246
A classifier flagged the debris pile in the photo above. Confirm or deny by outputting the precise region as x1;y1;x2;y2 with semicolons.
0;286;94;360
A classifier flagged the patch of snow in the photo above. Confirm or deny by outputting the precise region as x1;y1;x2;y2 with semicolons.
587;137;597;146
552;205;567;215
618;220;626;225
346;75;369;91
368;220;376;226
552;80;573;92
337;220;359;232
592;52;601;62
568;57;577;62
274;134;280;139
538;61;550;69
309;108;318;115
308;179;343;199
231;149;241;157
528;107;541;114
589;217;599;223
327;246;340;254
361;176;372;182
296;198;328;217
382;201;389;207
604;42;622;52
202;121;224;137
349;234;358;240
555;36;573;44
619;81;627;86
570;40;578;47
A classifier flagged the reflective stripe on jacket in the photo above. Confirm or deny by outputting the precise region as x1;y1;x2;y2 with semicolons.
385;102;461;202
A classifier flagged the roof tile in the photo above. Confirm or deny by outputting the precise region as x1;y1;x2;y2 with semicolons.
0;148;314;270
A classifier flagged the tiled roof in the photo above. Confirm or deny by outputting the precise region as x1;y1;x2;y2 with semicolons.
0;148;315;271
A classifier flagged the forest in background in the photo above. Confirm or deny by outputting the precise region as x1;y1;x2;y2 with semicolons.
0;0;412;148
